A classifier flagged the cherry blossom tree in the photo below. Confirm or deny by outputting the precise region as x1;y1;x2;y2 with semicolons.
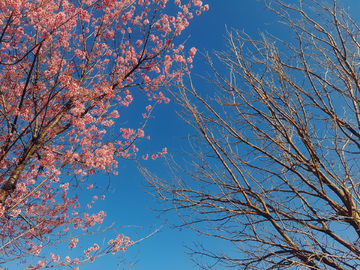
0;0;208;268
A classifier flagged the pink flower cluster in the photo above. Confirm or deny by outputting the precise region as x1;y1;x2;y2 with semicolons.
69;238;79;249
108;234;134;254
84;243;100;257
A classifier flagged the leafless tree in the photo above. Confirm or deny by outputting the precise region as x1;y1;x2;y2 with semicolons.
141;0;360;269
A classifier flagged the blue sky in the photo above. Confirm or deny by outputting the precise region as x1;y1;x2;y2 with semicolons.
67;1;305;269
110;1;360;269
89;1;280;269
11;0;360;269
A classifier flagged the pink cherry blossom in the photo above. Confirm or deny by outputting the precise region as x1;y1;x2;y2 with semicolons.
0;0;208;268
69;238;79;249
189;47;197;56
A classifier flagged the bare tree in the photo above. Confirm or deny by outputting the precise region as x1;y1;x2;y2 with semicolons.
141;0;360;269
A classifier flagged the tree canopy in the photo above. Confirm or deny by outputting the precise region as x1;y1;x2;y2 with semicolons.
142;0;360;269
0;0;207;268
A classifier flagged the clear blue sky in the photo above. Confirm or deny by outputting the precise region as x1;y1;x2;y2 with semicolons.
109;1;360;269
89;1;280;269
14;1;360;269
